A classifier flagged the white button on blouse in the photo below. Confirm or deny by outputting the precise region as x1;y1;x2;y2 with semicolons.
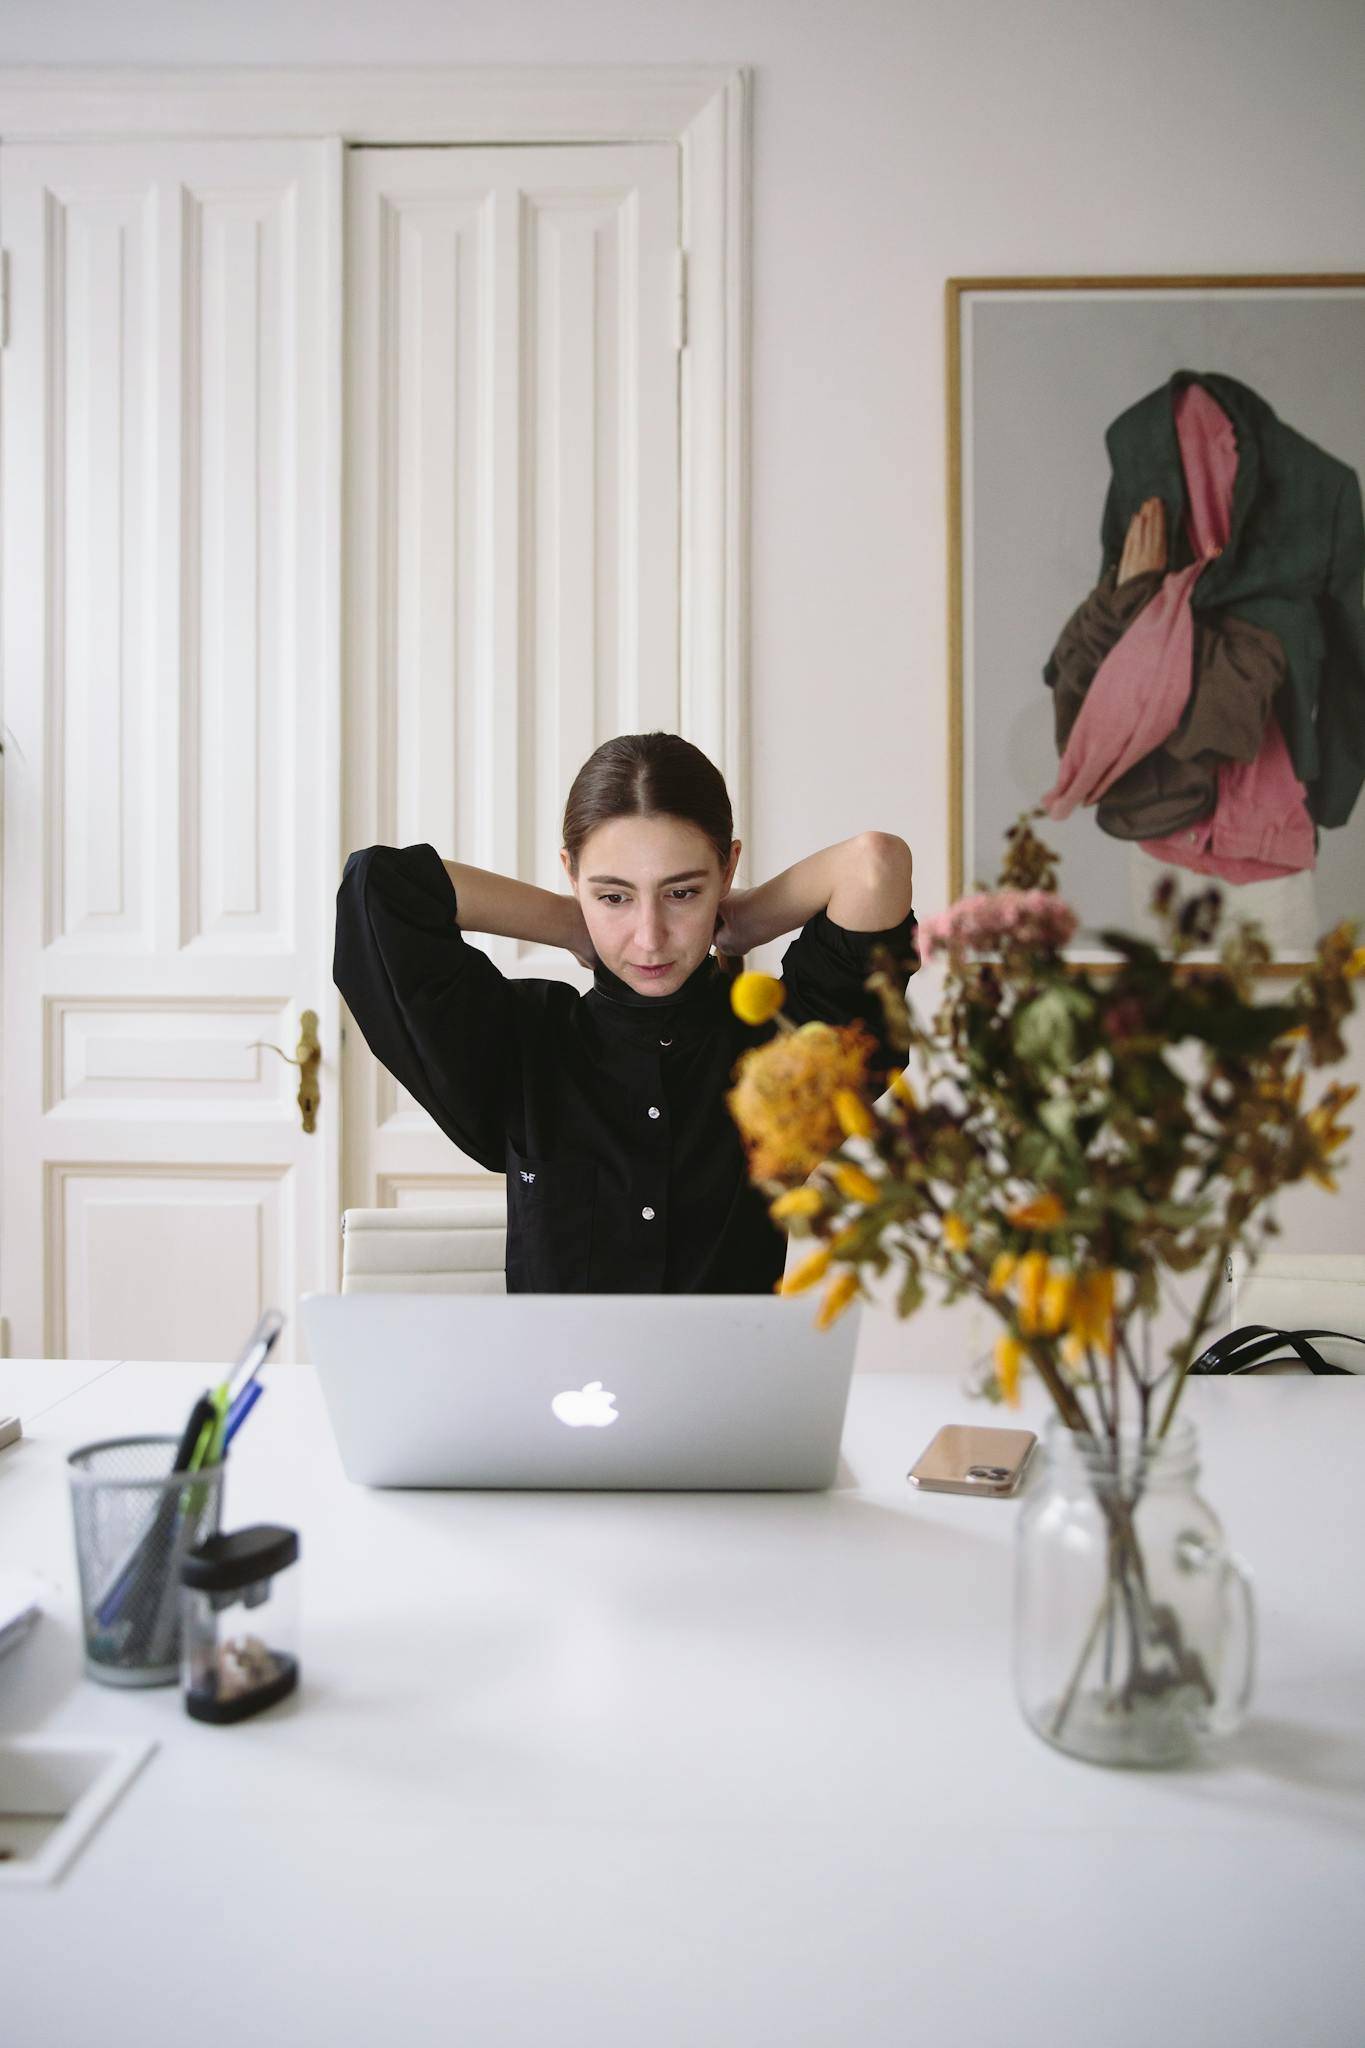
648;1106;661;1119
641;1206;656;1220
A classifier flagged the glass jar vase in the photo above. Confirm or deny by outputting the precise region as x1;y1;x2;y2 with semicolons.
1014;1414;1255;1767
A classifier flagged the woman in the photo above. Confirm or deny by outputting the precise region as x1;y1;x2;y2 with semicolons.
333;732;919;1293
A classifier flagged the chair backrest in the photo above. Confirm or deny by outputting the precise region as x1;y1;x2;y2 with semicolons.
340;1188;813;1296
341;1195;507;1294
1229;1252;1365;1373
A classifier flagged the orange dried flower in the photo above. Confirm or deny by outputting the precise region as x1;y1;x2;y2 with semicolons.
1007;1192;1065;1231
1071;1269;1116;1356
1016;1250;1050;1333
726;1021;878;1182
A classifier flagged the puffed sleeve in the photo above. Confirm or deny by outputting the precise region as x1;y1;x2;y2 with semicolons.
332;842;516;1173
778;903;921;1087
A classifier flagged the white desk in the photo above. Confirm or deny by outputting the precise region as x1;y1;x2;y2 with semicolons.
1;1359;1362;2048
0;1356;128;1426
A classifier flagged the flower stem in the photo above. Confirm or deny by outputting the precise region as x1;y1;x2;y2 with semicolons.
1154;1221;1242;1439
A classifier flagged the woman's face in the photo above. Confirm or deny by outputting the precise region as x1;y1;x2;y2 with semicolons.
562;814;741;994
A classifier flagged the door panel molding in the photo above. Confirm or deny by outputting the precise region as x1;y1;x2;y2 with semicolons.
0;65;752;848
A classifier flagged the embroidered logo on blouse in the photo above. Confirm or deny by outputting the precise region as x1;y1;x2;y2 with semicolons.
519;1169;536;1184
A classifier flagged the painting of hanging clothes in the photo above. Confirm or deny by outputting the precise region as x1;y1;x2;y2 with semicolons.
947;277;1365;965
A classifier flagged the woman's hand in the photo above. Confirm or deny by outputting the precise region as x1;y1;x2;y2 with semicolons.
1116;497;1167;586
560;897;599;971
712;887;759;960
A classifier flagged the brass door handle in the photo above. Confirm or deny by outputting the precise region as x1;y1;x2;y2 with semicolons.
250;1009;322;1133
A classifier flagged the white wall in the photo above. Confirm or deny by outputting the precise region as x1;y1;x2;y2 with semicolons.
4;0;1362;1372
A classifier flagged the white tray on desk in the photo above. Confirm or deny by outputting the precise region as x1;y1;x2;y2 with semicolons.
0;1736;157;1888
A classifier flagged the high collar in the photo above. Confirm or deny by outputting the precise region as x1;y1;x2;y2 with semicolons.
584;948;729;1045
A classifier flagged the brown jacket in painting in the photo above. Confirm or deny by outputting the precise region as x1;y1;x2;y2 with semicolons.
1043;564;1289;840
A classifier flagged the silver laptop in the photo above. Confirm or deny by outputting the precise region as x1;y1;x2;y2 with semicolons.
299;1291;861;1491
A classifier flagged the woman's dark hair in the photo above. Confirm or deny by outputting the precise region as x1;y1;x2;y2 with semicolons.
562;732;734;879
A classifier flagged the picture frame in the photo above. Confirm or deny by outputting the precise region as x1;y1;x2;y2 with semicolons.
946;273;1365;972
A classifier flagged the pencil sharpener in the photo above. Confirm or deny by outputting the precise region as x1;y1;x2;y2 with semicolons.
179;1524;300;1724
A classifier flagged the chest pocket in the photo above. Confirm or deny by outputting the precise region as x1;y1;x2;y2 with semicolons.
504;1146;597;1292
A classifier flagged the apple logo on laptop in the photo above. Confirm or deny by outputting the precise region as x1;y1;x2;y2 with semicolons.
551;1381;619;1428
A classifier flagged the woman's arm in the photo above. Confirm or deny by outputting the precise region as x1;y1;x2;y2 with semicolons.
718;833;914;954
334;845;523;1171
442;859;593;963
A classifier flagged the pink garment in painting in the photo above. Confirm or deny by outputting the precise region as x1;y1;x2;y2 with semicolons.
1042;381;1314;883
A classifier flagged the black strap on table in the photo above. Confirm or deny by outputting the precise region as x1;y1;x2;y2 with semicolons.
1189;1324;1364;1377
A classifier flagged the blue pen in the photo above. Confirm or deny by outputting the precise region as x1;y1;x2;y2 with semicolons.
224;1380;265;1450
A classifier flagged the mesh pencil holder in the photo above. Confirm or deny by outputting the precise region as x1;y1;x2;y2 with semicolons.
67;1435;226;1688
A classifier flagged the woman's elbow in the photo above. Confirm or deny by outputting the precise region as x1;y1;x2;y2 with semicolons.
860;831;914;885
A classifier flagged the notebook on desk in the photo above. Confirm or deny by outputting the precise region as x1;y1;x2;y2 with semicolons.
298;1292;861;1491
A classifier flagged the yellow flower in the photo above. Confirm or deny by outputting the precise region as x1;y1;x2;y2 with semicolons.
833;1088;877;1140
994;1332;1024;1407
1060;1331;1087;1375
769;1186;824;1221
942;1210;971;1254
1039;1269;1076;1335
780;1244;834;1295
1007;1192;1065;1231
730;971;786;1026
987;1251;1018;1294
1070;1268;1116;1357
1345;947;1365;978
1306;1082;1358;1153
1016;1250;1050;1334
815;1269;861;1330
887;1067;918;1107
832;1161;881;1205
829;1225;862;1255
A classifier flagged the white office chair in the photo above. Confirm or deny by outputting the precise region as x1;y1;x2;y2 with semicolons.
341;1194;508;1294
1228;1252;1365;1373
340;1188;810;1295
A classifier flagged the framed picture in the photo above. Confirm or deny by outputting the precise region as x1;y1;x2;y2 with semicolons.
947;273;1365;969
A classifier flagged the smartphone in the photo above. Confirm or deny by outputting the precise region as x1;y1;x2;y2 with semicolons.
907;1423;1038;1497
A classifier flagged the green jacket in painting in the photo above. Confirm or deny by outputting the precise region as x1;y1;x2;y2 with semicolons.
1097;369;1365;830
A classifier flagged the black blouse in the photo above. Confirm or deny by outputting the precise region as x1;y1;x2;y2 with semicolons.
333;842;920;1294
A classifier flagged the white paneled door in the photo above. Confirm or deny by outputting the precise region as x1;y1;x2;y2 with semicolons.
342;144;682;1208
1;134;690;1357
0;140;342;1363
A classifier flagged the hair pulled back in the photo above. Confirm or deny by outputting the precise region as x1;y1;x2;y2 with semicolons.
561;732;734;880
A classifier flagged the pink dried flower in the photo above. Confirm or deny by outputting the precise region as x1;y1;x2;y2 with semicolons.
921;889;1078;961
